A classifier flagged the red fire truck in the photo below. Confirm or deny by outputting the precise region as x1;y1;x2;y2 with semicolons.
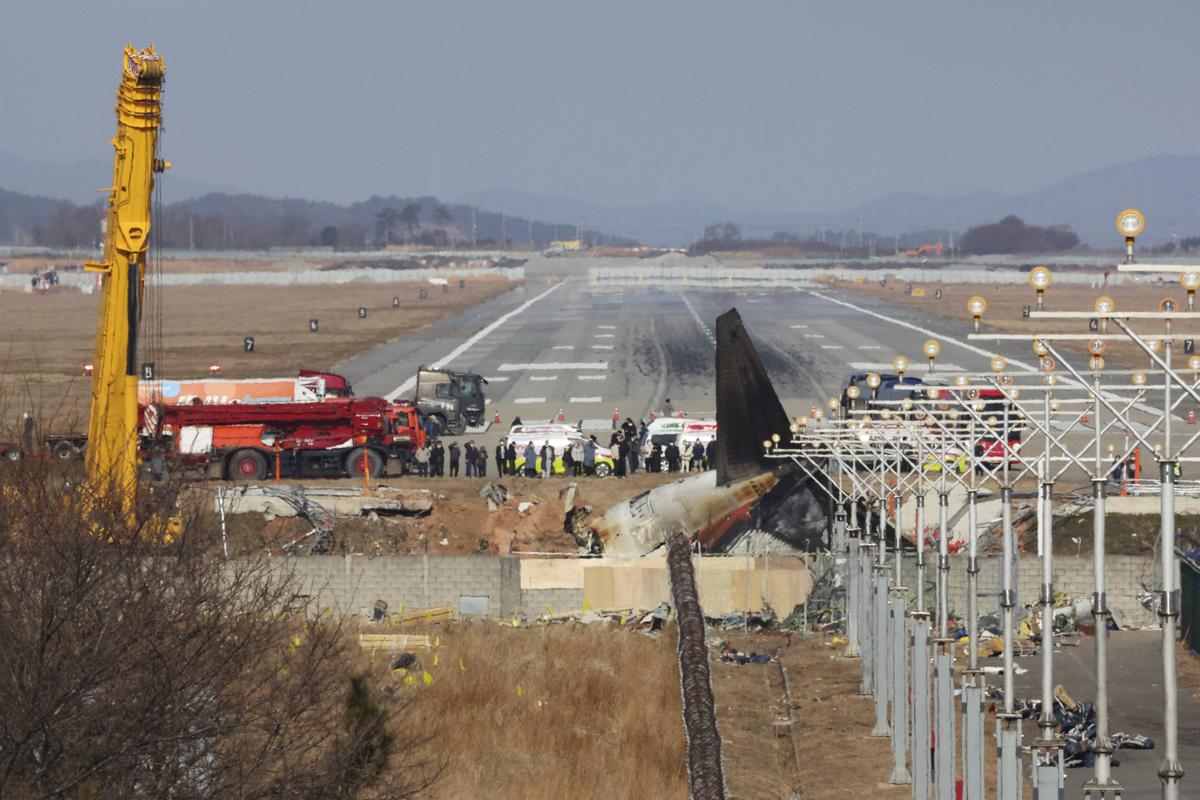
157;397;393;480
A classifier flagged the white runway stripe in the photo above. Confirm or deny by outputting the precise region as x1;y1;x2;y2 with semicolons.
592;345;614;350
848;361;965;372
579;375;606;381
598;325;617;330
512;397;545;404
570;396;602;403
530;375;558;382
820;344;844;350
498;362;608;371
385;281;565;401
483;376;509;382
803;333;824;339
790;324;808;329
595;334;615;338
552;345;575;350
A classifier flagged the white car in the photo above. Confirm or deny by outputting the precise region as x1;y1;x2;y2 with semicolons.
640;418;717;464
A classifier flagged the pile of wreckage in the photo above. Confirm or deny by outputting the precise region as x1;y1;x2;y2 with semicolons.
988;684;1155;768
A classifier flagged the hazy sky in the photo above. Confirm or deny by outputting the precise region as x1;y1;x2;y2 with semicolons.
2;1;1198;212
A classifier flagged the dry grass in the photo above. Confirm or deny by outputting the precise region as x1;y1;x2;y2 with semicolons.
0;276;515;429
362;621;687;799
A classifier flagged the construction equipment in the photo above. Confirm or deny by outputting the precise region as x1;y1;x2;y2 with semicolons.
138;369;352;406
414;367;487;435
84;44;167;509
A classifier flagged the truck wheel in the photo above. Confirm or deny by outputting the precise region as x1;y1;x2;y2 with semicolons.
53;441;78;461
228;449;268;480
593;461;612;477
346;447;383;478
448;418;467;436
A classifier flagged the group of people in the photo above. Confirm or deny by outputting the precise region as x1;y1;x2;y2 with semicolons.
410;439;492;477
405;406;719;480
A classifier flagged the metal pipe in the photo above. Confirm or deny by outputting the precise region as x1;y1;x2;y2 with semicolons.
1159;334;1184;800
1086;365;1119;798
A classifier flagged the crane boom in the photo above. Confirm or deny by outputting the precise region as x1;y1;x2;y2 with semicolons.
84;44;166;499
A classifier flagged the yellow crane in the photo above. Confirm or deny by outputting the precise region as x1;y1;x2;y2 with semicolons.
84;44;168;508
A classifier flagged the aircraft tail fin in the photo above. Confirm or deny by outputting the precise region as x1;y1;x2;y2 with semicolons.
715;308;791;485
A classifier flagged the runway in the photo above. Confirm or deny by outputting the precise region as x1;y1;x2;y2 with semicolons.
340;257;1050;442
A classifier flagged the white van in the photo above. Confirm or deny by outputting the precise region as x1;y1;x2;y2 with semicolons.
641;418;717;468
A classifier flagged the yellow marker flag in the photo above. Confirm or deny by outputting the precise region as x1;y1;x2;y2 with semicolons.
511;618;520;628
459;657;466;672
619;613;627;626
582;599;592;611
434;635;441;648
433;653;440;668
423;671;434;686
516;684;525;697
404;673;415;685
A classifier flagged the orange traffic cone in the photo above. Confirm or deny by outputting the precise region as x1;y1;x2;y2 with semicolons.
1189;409;1196;426
557;408;566;422
493;409;501;424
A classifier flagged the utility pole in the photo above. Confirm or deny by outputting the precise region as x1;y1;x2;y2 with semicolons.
471;207;477;249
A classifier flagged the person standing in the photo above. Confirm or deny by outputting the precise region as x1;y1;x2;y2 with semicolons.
541;441;554;479
615;434;628;479
448;441;461;477
505;440;517;475
476;446;488;477
649;443;662;473
414;444;430;477
691;440;705;471
463;441;476;477
523;442;537;477
705;438;717;471
495;442;504;477
665;440;680;473
563;443;575;476
434;441;448;479
571;440;585;476
662;398;675;417
583;436;597;476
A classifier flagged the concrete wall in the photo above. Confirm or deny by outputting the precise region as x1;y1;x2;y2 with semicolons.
270;552;815;620
898;553;1157;627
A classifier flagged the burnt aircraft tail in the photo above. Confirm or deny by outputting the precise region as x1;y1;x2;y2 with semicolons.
715;309;791;485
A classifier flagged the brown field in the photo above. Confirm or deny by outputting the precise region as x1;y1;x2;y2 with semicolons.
360;622;966;800
823;275;1200;380
0;275;516;429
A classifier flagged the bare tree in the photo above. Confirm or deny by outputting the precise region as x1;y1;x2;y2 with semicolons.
0;458;440;799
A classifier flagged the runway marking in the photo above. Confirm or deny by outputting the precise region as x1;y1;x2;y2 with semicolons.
859;345;883;351
385;281;565;400
790;324;808;329
482;376;509;382
530;375;557;382
598;325;617;330
592;345;614;350
497;362;608;371
552;345;575;350
512;397;545;404
579;375;606;381
570;396;602;403
803;333;824;339
678;293;716;347
803;289;1036;371
595;334;615;339
820;344;844;350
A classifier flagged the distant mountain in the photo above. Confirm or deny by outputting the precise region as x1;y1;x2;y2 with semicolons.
0;150;233;205
0;184;633;251
464;154;1200;247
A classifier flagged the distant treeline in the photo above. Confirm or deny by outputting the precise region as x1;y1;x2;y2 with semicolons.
0;188;636;251
959;215;1079;255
